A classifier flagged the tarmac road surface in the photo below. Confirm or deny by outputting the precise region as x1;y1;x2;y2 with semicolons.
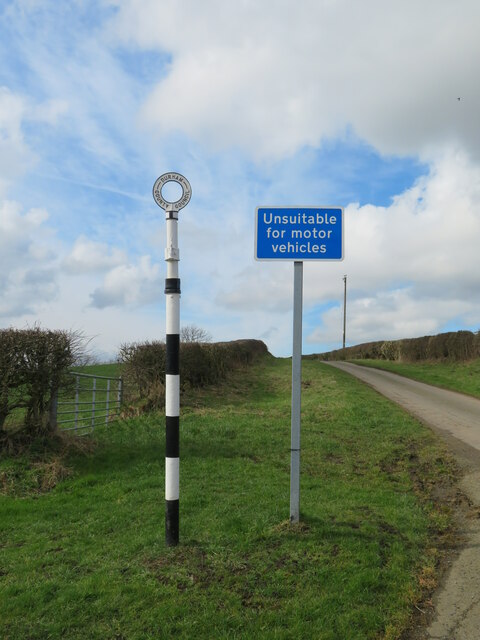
325;361;480;640
326;362;480;450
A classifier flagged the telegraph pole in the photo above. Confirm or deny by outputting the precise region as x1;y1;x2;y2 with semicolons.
153;172;192;547
342;275;347;349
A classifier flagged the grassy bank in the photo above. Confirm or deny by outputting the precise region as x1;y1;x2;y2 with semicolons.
353;358;480;399
70;362;123;378
0;358;455;639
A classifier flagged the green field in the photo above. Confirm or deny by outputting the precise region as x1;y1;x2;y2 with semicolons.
353;358;480;399
70;362;123;379
0;358;455;639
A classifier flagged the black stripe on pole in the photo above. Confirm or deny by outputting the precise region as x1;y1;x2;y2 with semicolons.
166;335;180;374
166;416;180;457
165;278;181;294
165;500;179;547
165;315;180;545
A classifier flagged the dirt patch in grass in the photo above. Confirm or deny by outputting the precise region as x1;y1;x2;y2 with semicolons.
0;432;95;497
401;433;480;639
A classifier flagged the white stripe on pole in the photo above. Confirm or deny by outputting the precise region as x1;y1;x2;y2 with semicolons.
165;457;180;500
166;296;180;334
166;221;179;254
165;374;180;416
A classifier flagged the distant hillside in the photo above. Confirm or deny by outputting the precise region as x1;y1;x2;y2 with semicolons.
310;330;480;363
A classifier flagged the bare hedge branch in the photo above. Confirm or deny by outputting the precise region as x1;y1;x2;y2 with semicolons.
180;325;212;344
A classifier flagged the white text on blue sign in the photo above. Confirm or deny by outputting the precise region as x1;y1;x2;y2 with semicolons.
255;207;344;261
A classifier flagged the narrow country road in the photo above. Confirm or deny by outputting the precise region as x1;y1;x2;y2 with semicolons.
326;362;480;451
325;361;480;640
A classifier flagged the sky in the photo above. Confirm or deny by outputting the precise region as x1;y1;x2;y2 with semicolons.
1;0;480;360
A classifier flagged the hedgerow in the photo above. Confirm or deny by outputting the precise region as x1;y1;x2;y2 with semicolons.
314;329;480;363
0;327;86;450
118;338;268;411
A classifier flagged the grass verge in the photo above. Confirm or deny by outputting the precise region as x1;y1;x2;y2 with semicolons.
0;358;456;639
352;358;480;399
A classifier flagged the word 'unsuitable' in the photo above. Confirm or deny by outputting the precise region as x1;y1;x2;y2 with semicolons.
262;212;338;225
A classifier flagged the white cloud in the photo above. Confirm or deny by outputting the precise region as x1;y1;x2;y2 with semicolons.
0;200;58;317
63;235;127;273
0;86;71;319
303;149;480;348
214;148;480;352
343;148;480;299
2;1;480;359
32;98;69;125
218;263;292;313
0;86;25;138
1;3;148;182
109;0;480;161
89;255;163;308
0;87;35;194
0;201;51;261
0;86;68;197
308;289;473;350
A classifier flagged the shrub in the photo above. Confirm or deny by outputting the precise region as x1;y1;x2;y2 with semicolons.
426;334;450;360
475;331;480;358
398;336;430;362
0;327;86;449
118;340;166;408
445;330;476;360
380;341;400;361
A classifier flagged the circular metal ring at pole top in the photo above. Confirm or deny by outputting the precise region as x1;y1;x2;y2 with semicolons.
153;172;192;211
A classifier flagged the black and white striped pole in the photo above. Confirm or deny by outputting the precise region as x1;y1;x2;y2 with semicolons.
153;172;192;547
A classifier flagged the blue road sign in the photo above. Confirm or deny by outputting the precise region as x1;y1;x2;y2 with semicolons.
255;206;344;261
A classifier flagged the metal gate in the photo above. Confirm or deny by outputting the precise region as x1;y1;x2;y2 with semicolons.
56;372;123;434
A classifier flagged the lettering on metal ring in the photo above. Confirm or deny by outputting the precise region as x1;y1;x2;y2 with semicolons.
153;172;192;211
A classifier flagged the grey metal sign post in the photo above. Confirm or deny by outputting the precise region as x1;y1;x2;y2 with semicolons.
255;206;344;523
153;172;192;546
290;260;303;522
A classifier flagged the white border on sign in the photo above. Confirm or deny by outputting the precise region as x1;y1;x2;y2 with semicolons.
254;205;344;262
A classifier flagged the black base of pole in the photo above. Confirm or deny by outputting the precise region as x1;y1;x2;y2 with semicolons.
166;499;179;546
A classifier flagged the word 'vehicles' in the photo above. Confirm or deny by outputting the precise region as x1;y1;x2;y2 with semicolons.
271;240;327;254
